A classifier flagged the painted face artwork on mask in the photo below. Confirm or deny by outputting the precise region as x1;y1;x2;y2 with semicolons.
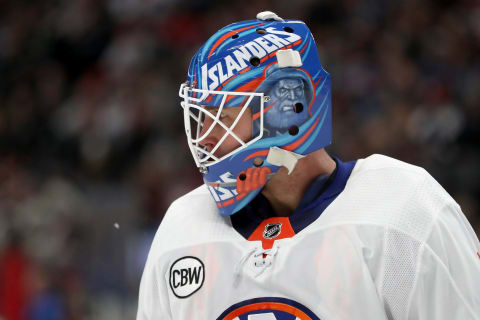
264;77;310;135
252;66;314;138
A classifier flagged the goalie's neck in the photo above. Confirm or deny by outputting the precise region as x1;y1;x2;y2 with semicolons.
261;149;337;217
230;154;357;244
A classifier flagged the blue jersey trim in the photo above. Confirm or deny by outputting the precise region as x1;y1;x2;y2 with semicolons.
231;157;356;239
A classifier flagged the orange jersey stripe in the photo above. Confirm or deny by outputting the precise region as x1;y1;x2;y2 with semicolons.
223;302;312;320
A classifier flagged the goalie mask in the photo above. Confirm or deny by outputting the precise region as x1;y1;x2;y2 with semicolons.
179;12;332;216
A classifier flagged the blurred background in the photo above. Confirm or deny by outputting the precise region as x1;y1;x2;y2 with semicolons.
0;0;479;318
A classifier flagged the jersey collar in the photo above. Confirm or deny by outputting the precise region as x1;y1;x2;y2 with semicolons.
231;157;357;240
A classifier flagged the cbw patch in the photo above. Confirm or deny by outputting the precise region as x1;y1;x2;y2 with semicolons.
217;297;321;320
169;256;205;298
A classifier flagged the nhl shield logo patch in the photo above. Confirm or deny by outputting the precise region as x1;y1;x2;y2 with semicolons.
263;223;282;239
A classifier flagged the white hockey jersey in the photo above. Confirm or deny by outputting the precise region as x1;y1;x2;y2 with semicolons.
137;154;480;320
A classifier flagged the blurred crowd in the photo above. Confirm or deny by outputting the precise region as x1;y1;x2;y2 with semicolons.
0;0;479;319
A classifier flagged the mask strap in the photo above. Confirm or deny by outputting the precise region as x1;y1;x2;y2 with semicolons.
265;146;304;174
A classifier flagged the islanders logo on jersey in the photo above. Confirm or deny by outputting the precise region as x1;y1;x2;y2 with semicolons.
217;297;321;320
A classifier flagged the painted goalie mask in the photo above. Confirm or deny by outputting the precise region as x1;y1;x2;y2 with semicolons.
179;12;332;216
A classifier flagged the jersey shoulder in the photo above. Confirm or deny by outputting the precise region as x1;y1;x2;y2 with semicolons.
322;154;456;242
147;184;236;260
353;153;427;177
350;153;442;189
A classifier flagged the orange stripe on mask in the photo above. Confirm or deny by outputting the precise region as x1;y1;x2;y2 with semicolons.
252;100;277;121
299;40;309;54
283;117;320;151
243;149;269;162
235;192;247;201
217;198;234;207
225;77;264;104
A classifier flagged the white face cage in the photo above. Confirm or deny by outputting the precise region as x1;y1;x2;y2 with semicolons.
179;83;265;173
